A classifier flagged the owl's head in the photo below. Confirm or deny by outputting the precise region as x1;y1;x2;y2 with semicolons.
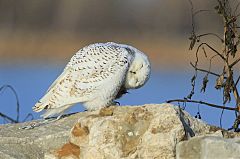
124;47;151;89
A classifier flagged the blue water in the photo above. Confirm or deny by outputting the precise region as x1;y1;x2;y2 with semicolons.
0;64;236;129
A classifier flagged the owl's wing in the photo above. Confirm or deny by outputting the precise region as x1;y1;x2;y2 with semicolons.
68;43;134;103
46;68;69;93
33;43;133;116
33;67;74;112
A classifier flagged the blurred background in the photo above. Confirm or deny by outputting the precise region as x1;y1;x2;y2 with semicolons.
0;0;237;129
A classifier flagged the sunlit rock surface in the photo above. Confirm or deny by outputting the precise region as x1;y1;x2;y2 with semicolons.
0;104;239;159
176;136;240;159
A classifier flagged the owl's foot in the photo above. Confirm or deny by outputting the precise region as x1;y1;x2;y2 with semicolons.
113;101;120;106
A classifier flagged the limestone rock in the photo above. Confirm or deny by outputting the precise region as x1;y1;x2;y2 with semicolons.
176;136;240;159
48;104;228;159
0;103;239;159
0;112;83;159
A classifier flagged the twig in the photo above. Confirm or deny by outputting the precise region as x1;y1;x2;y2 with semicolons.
197;33;224;42
0;85;20;122
235;75;240;87
166;99;236;111
190;62;226;78
23;113;34;122
220;109;225;129
234;1;240;15
193;9;212;16
188;0;195;33
208;55;218;75
229;57;240;68
196;43;226;61
0;112;18;123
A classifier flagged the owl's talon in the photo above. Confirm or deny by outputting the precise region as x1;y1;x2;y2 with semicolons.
115;101;120;105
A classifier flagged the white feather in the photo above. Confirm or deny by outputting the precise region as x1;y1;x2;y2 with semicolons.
33;42;151;118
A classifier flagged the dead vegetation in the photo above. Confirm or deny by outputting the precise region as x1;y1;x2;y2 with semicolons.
0;85;33;124
167;0;240;131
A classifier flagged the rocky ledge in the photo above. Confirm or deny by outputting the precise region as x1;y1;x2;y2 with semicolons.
0;104;240;159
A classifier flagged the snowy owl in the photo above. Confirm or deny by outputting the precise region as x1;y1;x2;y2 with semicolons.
33;42;151;118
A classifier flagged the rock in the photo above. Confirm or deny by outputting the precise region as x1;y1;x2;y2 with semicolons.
0;112;83;159
46;104;235;159
176;136;240;159
0;103;239;159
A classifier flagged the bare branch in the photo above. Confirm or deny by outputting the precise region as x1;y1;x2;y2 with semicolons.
197;33;224;42
193;10;212;16
187;0;195;33
0;112;18;123
208;54;218;74
196;43;226;61
186;0;240;130
220;109;225;129
23;113;34;122
166;99;236;111
190;62;225;78
234;1;240;15
0;85;20;122
229;57;240;68
235;75;240;87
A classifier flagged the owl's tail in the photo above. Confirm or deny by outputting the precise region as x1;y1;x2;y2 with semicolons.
33;68;71;117
33;99;73;119
40;104;73;119
33;97;54;118
32;100;48;112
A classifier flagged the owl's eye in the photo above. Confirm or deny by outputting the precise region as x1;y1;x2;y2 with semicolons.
130;71;136;74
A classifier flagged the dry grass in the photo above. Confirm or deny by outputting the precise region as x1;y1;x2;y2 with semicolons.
0;32;194;69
